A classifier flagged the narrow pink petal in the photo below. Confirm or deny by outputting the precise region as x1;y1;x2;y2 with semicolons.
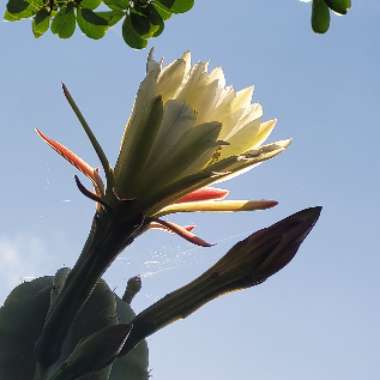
35;128;104;192
149;222;195;233
178;187;229;203
152;218;214;247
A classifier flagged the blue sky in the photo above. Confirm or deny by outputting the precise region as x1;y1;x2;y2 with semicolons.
1;1;379;379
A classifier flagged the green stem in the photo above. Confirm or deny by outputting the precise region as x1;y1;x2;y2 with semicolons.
121;269;227;355
35;206;144;367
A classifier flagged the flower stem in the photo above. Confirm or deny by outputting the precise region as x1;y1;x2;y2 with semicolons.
35;207;144;367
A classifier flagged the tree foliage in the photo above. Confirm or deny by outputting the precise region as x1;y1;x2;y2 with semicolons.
3;0;194;48
310;0;351;33
3;0;352;48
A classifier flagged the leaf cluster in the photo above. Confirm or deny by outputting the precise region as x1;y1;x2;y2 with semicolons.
4;0;194;48
311;0;351;33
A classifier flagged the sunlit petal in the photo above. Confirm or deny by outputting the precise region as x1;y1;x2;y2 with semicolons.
157;199;278;216
151;218;213;247
178;187;229;203
35;128;104;193
149;222;195;233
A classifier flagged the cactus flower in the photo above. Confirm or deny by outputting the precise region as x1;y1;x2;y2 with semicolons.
36;51;291;246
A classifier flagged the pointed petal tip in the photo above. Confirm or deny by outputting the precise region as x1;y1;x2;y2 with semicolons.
181;50;191;62
151;218;213;247
281;138;293;148
35;128;52;145
263;200;279;209
178;187;230;203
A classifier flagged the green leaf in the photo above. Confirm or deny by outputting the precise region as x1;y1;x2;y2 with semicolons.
51;5;76;38
6;0;29;14
103;0;130;11
131;11;151;36
81;8;109;26
32;8;50;38
122;16;148;49
96;10;124;26
325;0;351;14
77;8;109;39
171;0;194;13
152;2;172;20
147;4;164;37
156;0;194;13
312;0;330;33
0;277;52;380
80;0;102;10
130;10;161;38
4;0;38;21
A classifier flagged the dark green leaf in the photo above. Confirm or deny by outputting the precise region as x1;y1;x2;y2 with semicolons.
80;0;102;10
81;8;109;26
155;0;174;9
77;8;109;39
131;12;151;36
152;2;172;20
147;4;164;37
4;0;39;21
122;16;148;49
96;10;124;26
325;0;351;14
156;0;194;13
6;0;29;14
51;5;76;38
312;0;330;33
171;0;194;13
32;8;50;38
103;0;130;11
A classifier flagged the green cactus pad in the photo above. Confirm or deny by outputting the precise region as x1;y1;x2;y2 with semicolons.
0;276;51;380
0;269;149;380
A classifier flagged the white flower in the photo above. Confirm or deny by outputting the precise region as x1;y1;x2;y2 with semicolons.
114;51;291;215
36;51;291;246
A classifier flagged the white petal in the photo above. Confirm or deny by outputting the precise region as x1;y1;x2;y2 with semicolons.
176;62;209;106
211;138;292;184
208;67;226;88
222;118;276;159
114;59;161;180
157;199;278;216
232;86;255;112
157;54;191;101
